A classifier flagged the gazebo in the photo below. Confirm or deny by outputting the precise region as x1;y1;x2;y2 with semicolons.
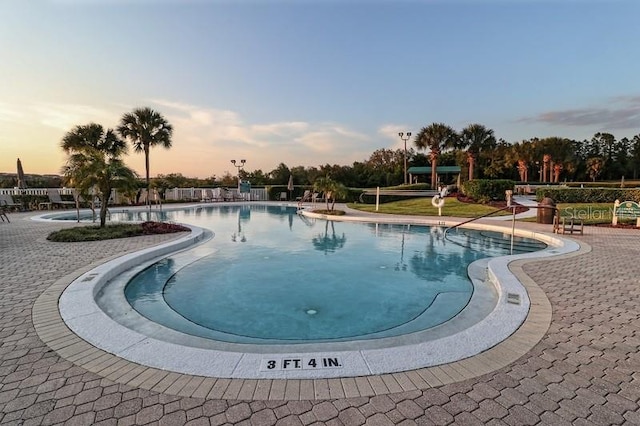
407;166;461;185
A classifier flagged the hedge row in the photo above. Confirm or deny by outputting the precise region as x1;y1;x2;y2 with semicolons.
565;182;640;188
461;180;516;203
535;188;640;203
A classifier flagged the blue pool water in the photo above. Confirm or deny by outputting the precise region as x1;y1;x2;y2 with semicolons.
97;204;547;345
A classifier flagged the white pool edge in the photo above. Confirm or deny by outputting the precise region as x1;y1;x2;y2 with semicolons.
53;207;578;380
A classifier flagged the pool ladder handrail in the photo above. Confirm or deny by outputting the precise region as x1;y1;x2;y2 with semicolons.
444;206;518;254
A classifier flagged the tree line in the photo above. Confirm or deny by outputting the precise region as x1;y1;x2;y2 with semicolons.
4;119;638;197
228;125;640;189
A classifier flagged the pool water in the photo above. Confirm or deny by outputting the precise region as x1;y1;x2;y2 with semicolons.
109;205;546;344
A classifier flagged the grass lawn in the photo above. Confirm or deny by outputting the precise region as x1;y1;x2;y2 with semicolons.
556;202;638;225
349;199;635;226
347;197;512;218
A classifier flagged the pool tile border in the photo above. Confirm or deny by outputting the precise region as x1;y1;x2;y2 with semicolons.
32;221;590;400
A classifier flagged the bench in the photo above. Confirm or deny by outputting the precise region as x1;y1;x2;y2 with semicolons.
554;216;583;235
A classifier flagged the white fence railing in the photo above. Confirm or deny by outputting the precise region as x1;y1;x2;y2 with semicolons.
0;188;76;196
0;187;270;203
164;187;269;202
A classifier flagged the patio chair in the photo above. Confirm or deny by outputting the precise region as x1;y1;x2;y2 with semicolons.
279;192;287;201
296;190;312;203
233;191;244;201
40;189;75;210
220;188;233;202
209;188;223;202
0;203;10;222
201;189;213;202
0;194;22;211
312;192;325;203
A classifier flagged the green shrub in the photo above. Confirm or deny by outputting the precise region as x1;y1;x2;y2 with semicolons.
535;188;640;203
267;186;299;200
311;209;346;216
47;224;144;242
564;181;639;188
461;180;515;203
343;188;364;203
47;222;189;242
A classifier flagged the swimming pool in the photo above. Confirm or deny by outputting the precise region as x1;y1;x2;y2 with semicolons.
85;205;543;345
52;203;570;379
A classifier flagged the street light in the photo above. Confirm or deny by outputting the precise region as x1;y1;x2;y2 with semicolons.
398;132;412;185
230;159;246;188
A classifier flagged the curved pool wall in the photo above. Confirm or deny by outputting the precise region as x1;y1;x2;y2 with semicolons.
117;209;541;346
51;203;579;379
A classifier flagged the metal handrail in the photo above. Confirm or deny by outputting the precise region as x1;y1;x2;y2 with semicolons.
444;204;557;255
444;206;515;235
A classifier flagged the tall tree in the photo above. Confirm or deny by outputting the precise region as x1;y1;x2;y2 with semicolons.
586;157;605;182
460;124;496;180
366;148;405;186
414;123;459;188
117;108;173;207
631;134;640;179
268;163;291;184
61;123;138;226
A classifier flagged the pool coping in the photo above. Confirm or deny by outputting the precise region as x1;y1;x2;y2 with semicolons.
32;206;588;400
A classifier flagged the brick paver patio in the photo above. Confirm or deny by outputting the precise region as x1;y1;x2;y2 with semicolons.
1;210;639;425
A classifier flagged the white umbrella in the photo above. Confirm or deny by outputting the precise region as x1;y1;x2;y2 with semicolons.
287;175;294;200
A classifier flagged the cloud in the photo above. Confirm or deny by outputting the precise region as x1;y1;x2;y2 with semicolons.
2;98;380;177
150;98;373;154
28;103;120;131
519;96;640;130
0;103;25;123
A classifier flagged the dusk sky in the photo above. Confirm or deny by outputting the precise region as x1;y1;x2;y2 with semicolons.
1;0;639;180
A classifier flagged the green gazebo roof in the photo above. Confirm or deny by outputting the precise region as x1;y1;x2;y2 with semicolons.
408;166;461;174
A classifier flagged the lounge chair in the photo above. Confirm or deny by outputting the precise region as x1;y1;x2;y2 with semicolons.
279;192;287;201
0;194;22;211
312;192;325;203
0;203;9;222
210;188;223;202
39;189;76;210
219;188;231;202
201;189;213;202
233;191;244;201
296;190;312;202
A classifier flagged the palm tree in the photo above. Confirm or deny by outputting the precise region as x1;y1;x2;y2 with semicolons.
414;123;459;189
61;123;138;226
313;175;347;211
460;124;496;180
117;108;173;207
313;175;335;211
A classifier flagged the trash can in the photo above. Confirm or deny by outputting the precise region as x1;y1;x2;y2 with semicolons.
537;197;556;224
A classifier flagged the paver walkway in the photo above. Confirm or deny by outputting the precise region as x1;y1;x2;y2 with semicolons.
1;210;640;425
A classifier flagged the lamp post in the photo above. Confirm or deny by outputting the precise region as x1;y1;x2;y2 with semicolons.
398;132;412;185
230;159;246;189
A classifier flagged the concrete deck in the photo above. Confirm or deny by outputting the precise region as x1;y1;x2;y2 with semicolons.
1;206;639;425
